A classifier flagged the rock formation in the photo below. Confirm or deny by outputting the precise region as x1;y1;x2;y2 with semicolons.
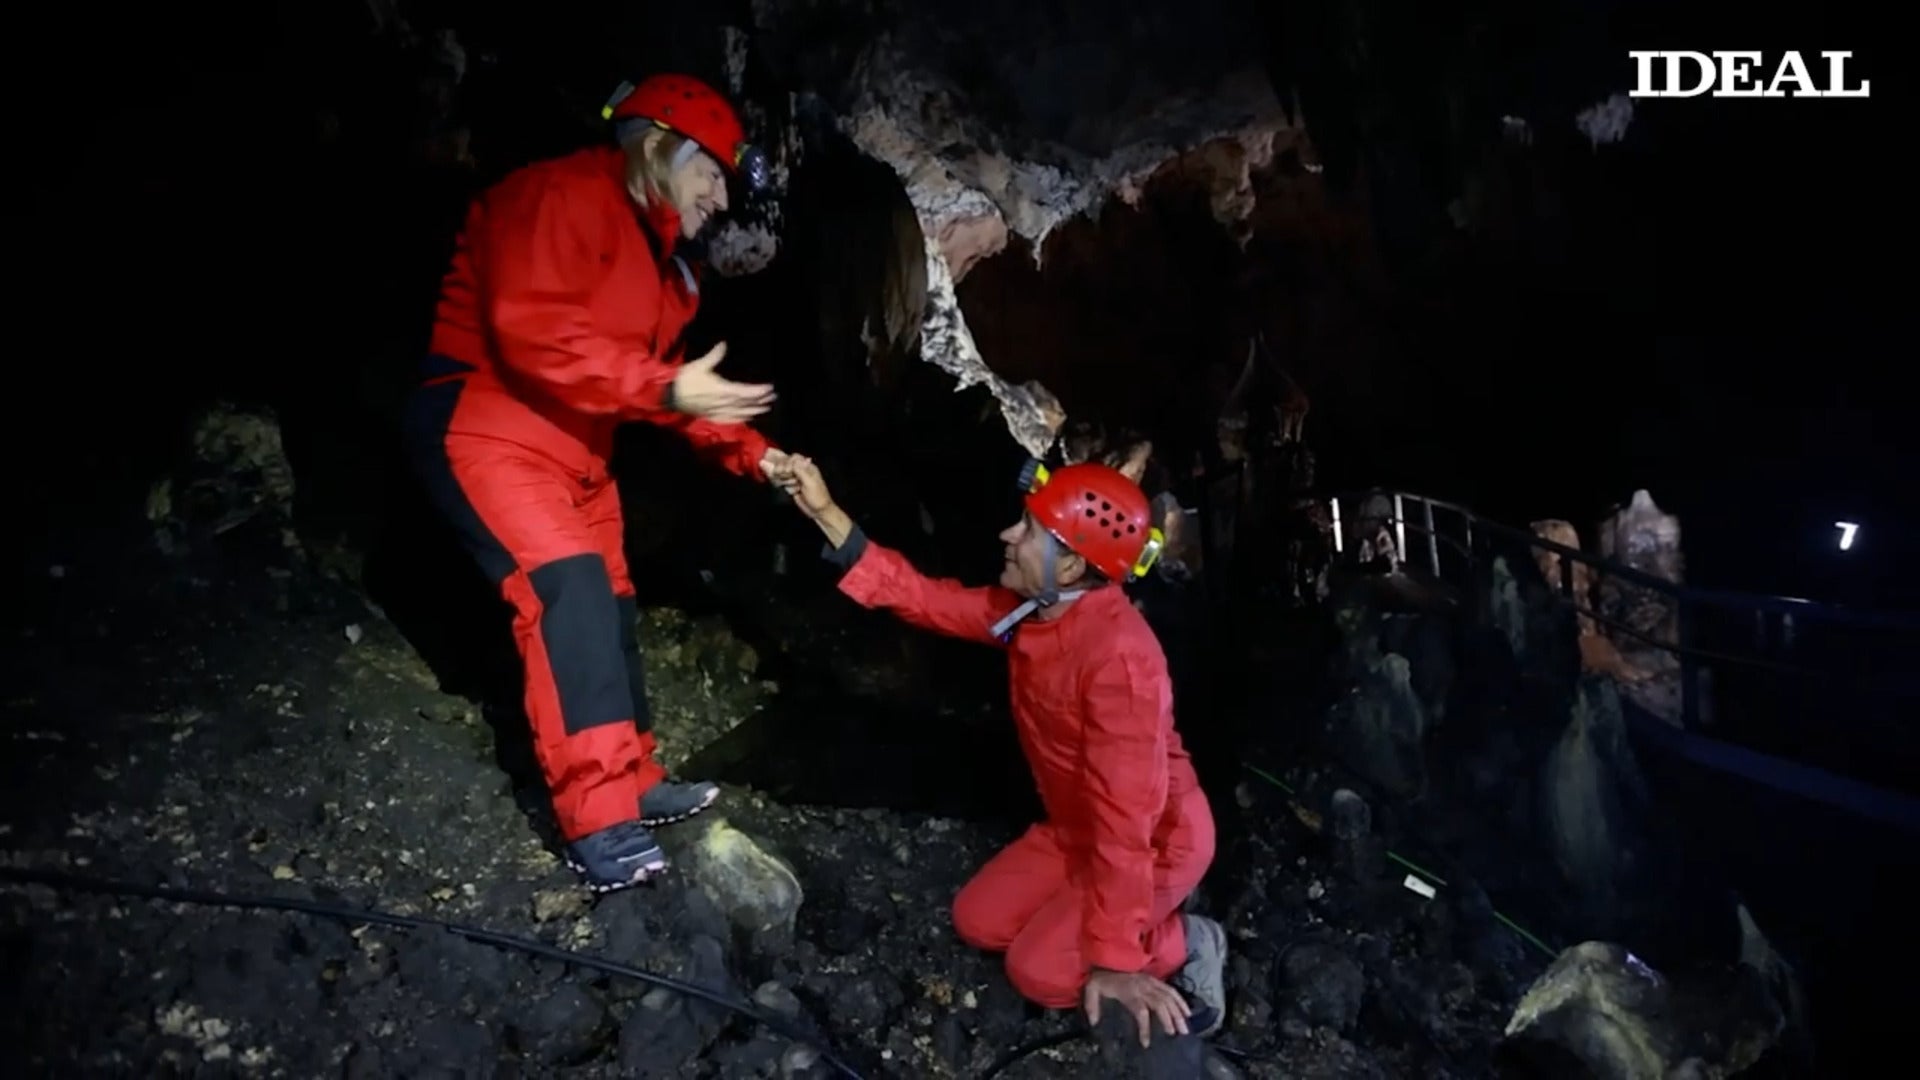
1500;940;1784;1079
703;2;1305;455
1540;678;1653;931
1597;490;1686;651
1533;518;1648;688
1530;520;1594;624
1592;491;1692;724
1328;529;1685;946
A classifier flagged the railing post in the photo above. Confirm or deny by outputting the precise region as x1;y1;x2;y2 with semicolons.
1422;498;1440;578
1393;493;1407;567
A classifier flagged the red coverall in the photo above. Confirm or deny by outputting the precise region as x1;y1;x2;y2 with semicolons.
404;145;774;842
829;533;1216;1007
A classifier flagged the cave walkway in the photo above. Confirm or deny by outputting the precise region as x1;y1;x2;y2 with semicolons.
1328;488;1920;839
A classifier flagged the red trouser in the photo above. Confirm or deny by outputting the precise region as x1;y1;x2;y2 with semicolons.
409;406;664;842
950;791;1216;1009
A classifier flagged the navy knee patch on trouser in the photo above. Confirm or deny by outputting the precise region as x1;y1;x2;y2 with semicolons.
529;554;635;736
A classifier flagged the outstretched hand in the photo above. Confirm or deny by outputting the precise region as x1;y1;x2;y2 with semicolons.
672;343;775;423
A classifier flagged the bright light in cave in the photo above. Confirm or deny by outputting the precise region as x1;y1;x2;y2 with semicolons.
1835;521;1859;551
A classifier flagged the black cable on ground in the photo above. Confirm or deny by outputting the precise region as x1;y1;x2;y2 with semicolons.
977;1028;1083;1079
976;1022;1279;1080
0;865;868;1080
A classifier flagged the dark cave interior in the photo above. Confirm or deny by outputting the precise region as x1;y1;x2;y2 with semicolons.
20;3;1913;597
5;1;1914;1077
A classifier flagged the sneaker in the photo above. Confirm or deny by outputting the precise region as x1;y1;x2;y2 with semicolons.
564;821;668;894
640;779;720;827
1175;913;1227;1037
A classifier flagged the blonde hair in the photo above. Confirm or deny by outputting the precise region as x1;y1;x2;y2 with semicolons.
618;123;693;204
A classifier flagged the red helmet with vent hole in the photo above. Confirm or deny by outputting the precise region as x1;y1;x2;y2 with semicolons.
605;74;769;193
1024;463;1156;582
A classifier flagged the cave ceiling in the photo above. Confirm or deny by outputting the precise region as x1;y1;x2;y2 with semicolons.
327;0;1639;456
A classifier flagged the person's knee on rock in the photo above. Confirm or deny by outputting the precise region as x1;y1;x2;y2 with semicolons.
770;452;1231;1044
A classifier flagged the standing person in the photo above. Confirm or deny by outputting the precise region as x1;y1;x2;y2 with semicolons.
771;454;1227;1046
404;73;788;894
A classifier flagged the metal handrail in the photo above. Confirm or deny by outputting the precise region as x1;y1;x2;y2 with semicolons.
1328;493;1915;688
1321;487;1920;833
1330;488;1920;632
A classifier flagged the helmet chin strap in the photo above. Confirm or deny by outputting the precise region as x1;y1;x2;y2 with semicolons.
991;531;1087;640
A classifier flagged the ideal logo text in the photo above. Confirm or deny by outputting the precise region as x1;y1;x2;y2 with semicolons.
1628;51;1870;98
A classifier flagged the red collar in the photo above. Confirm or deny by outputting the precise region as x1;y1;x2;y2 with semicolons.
600;145;683;259
641;198;684;259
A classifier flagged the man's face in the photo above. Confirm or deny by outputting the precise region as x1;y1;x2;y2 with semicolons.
998;513;1083;597
667;148;729;239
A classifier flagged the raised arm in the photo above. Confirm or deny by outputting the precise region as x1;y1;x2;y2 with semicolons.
824;524;1022;647
784;457;1021;645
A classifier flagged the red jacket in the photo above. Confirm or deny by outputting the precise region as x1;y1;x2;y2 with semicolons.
426;145;772;478
836;536;1209;972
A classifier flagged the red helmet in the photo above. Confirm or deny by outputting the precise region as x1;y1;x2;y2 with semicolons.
602;74;770;193
1021;461;1165;582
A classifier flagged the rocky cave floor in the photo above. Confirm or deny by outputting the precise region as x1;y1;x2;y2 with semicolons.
2;511;1536;1079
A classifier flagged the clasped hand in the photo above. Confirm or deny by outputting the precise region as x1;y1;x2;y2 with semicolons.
760;452;834;519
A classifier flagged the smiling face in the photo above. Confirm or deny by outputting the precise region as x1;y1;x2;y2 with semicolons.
623;128;730;240
665;146;729;239
997;513;1087;598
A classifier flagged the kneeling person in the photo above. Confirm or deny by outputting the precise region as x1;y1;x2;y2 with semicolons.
776;454;1227;1044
